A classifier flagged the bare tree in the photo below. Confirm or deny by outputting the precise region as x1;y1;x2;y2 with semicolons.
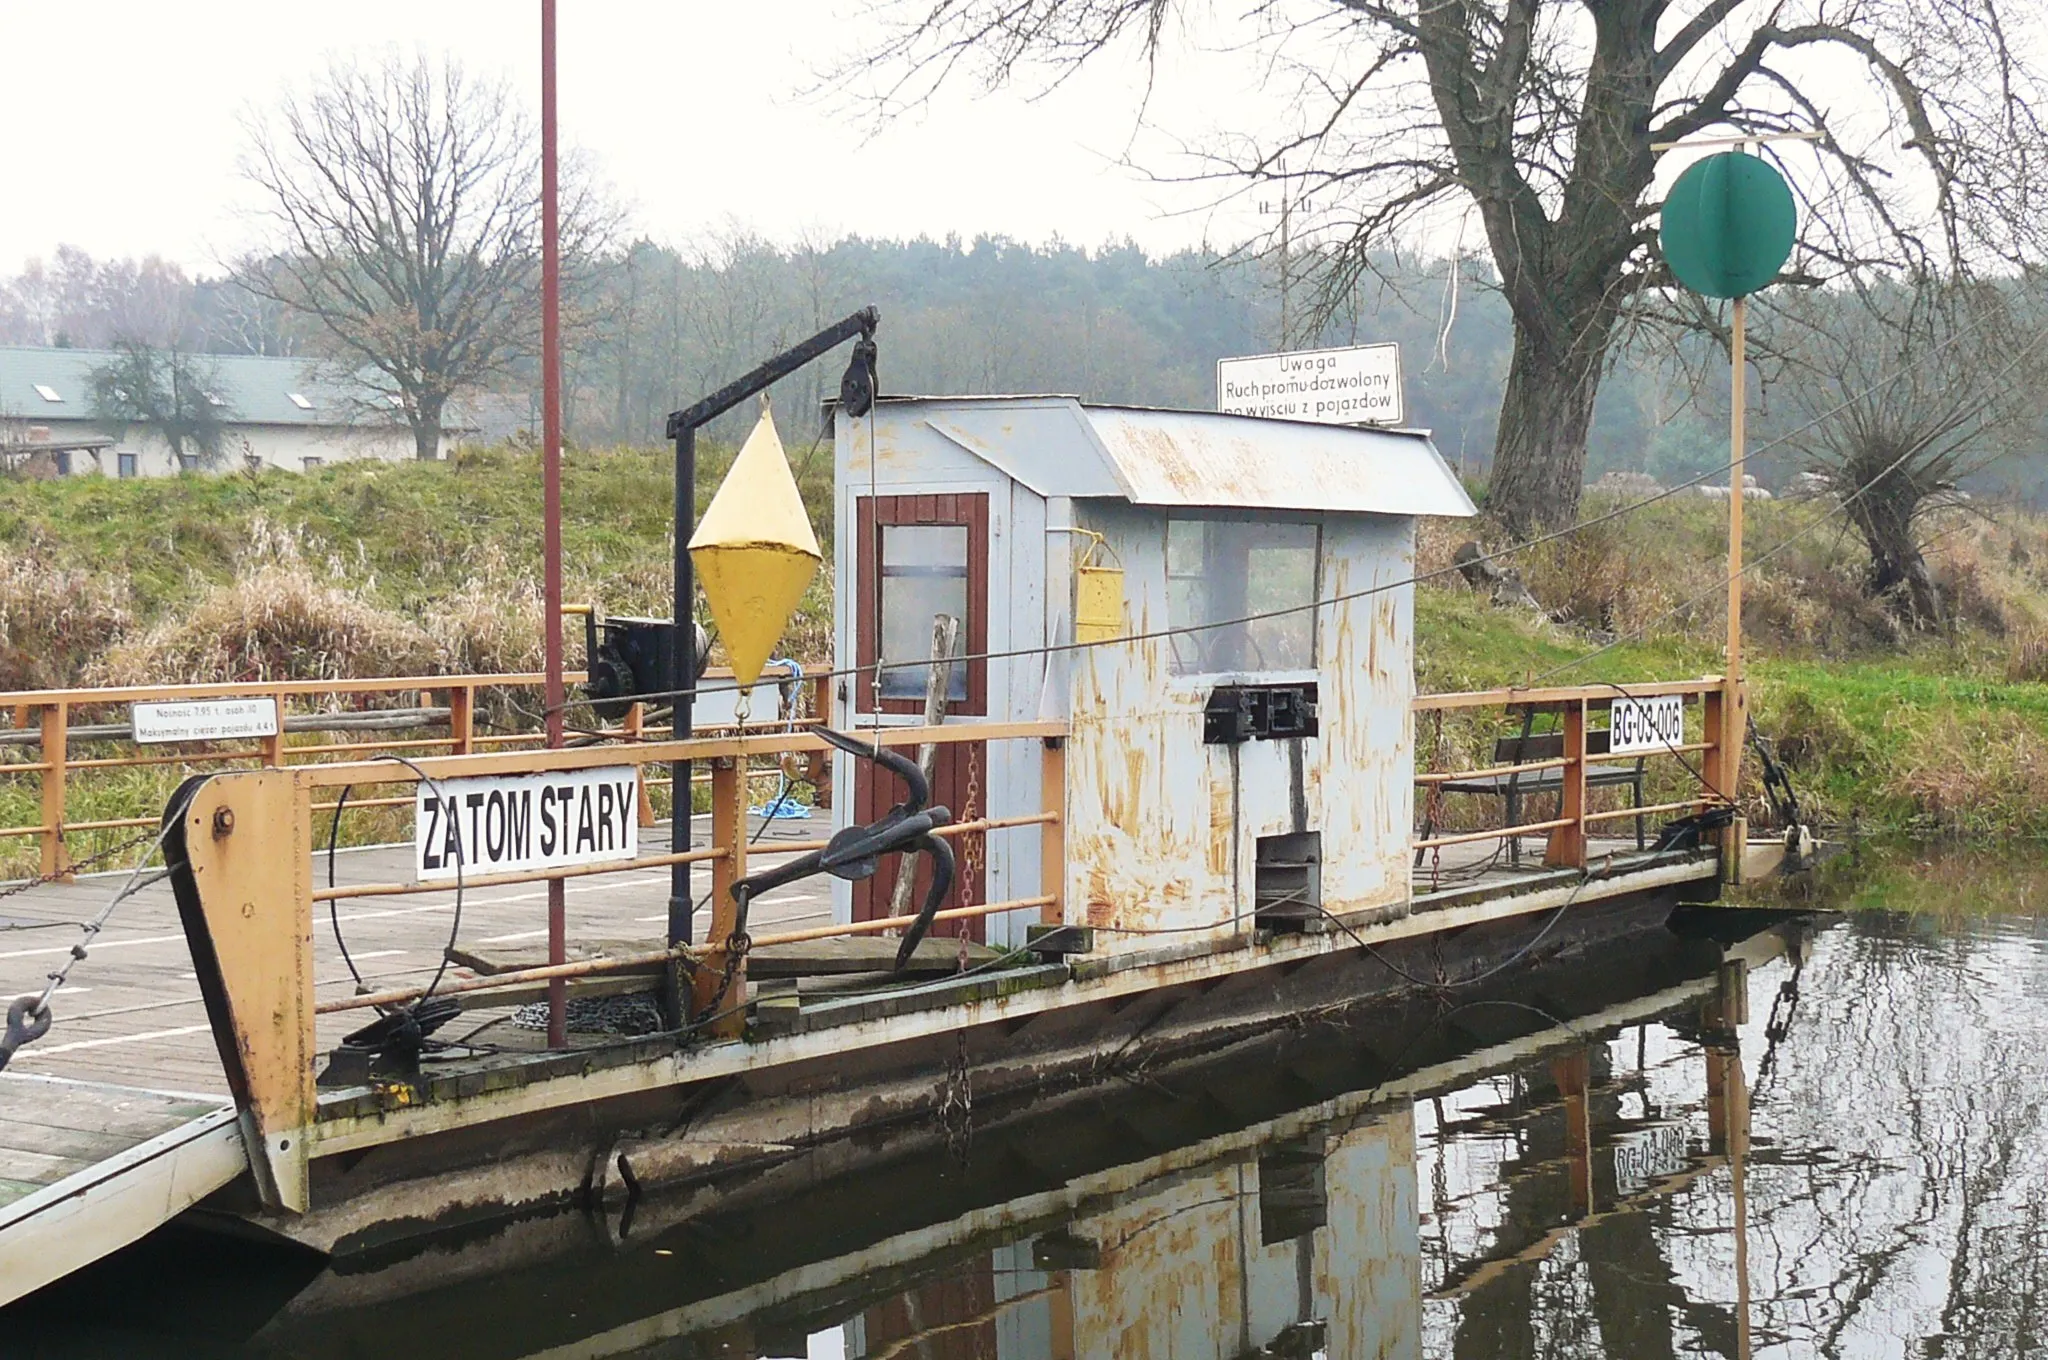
854;0;2048;532
1775;277;2047;628
0;247;198;349
239;55;606;459
88;341;234;470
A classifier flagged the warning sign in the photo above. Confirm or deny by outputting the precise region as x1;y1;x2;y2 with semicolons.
415;766;638;881
1216;342;1404;426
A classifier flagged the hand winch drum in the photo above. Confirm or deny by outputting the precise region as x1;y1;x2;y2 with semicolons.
585;616;711;721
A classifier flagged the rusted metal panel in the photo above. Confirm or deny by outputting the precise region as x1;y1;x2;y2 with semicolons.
1060;505;1414;953
905;397;1474;519
1086;407;1473;518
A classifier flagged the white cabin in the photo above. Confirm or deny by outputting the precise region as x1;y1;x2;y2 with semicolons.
830;395;1475;951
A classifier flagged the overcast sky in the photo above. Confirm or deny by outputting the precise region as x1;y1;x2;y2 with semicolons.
3;1;1289;277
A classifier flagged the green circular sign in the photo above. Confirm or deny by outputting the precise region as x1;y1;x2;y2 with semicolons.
1659;152;1797;299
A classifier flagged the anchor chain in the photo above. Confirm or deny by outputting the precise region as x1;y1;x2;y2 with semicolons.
960;742;983;908
0;826;158;909
937;1029;973;1163
691;928;753;1029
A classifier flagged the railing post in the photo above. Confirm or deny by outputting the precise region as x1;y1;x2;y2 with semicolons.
261;690;287;768
1041;737;1065;925
806;672;832;809
1544;699;1587;869
693;755;748;1038
449;683;475;757
626;702;655;826
39;702;68;881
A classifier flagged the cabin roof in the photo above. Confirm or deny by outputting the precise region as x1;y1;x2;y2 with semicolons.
890;394;1475;518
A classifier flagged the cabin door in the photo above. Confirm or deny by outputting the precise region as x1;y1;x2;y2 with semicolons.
851;492;990;939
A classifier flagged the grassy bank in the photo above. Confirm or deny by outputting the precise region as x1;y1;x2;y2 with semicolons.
3;450;2048;856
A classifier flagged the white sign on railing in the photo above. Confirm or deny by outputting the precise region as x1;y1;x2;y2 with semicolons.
1607;693;1686;755
416;766;639;881
1216;342;1404;426
131;697;280;745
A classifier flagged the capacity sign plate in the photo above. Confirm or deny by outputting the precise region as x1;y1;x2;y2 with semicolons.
132;698;280;745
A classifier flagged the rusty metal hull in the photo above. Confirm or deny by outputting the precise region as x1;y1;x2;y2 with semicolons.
91;903;1801;1359
196;862;1717;1261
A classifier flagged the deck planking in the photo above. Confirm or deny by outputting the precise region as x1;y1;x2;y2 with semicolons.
0;816;1628;1100
0;1074;225;1210
0;814;840;1096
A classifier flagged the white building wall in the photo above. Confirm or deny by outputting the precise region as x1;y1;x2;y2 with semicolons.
20;416;431;476
830;407;1041;939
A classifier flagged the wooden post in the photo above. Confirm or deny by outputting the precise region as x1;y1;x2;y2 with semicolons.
1722;294;1750;858
806;672;832;809
626;702;655;826
261;691;287;768
1703;687;1727;800
448;684;475;757
1544;699;1587;869
694;755;749;1037
887;614;959;920
39;702;67;880
1041;737;1065;925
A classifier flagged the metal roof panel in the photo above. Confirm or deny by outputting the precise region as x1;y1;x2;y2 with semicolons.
1084;406;1476;517
0;347;454;431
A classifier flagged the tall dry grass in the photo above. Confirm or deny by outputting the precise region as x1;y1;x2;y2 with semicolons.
0;541;131;691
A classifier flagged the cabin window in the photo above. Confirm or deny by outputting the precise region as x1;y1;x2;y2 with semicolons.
878;524;969;701
117;452;138;478
1166;517;1319;675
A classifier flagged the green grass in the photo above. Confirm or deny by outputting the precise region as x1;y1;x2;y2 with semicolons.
0;444;787;620
6;451;2048;857
1415;579;2048;838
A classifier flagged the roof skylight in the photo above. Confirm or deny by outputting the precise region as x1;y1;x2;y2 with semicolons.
287;392;315;410
32;384;61;403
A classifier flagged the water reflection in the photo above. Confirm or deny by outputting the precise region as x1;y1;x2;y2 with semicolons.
14;898;2048;1359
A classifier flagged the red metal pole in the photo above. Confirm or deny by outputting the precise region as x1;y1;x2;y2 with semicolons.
541;0;567;1049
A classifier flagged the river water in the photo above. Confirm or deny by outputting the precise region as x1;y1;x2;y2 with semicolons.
11;852;2047;1359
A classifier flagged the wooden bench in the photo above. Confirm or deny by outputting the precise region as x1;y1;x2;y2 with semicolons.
1425;726;1647;865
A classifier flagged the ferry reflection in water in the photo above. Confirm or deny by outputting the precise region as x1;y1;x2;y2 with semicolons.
23;902;2048;1359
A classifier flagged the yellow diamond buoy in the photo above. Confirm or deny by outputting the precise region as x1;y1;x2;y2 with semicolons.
689;403;822;691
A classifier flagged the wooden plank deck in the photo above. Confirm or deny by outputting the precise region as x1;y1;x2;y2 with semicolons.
0;1074;224;1210
0;814;1642;1101
0;813;843;1097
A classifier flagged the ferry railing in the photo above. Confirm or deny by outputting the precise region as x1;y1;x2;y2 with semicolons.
1411;678;1738;873
171;720;1065;1209
0;668;834;881
287;720;1067;1027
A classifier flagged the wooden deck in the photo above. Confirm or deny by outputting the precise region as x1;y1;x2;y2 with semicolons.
0;818;1643;1101
0;1074;224;1211
0;812;842;1098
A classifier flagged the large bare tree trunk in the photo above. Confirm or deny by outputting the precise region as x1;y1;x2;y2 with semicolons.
1488;323;1606;535
412;394;445;461
1849;481;1943;627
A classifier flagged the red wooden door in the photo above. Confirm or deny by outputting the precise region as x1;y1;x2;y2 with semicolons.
851;493;989;938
